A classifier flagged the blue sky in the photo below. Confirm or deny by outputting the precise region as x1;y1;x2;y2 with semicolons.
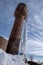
0;0;43;57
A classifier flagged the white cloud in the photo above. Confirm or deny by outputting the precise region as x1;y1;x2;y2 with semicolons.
25;40;43;56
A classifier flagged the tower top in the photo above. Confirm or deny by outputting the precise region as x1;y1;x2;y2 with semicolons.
14;3;28;19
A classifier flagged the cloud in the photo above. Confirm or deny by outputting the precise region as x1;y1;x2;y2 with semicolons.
26;0;43;42
25;40;43;56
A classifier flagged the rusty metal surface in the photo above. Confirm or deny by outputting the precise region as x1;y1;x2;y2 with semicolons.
6;3;28;55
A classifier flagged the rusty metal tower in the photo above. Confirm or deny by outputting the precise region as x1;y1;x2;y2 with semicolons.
6;3;28;55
